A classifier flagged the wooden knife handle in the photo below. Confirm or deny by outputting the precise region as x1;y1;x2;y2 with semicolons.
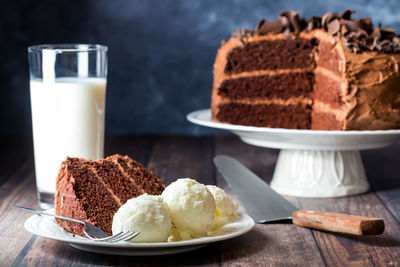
292;210;385;236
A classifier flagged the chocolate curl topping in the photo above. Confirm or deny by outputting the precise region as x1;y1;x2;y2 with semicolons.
249;9;400;53
341;9;355;20
342;18;373;34
327;19;341;35
306;16;322;31
256;10;306;36
321;13;341;31
256;19;284;34
380;28;396;40
231;28;254;40
280;10;305;33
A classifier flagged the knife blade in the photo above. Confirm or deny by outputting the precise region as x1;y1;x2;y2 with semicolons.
213;155;385;236
214;155;296;223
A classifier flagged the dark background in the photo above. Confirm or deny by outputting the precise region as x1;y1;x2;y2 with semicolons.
2;0;400;135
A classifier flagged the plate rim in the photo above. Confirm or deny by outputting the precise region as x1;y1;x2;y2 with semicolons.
68;243;208;256
24;209;255;249
187;109;400;136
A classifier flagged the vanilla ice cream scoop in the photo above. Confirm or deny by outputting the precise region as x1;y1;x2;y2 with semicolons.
112;194;172;243
206;185;238;227
161;178;216;240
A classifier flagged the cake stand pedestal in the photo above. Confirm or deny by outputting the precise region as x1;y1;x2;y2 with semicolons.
187;109;400;198
270;150;368;197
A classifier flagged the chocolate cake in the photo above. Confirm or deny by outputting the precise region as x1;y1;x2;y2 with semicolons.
54;154;165;235
212;10;400;130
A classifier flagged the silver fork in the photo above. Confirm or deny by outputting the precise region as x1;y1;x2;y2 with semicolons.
13;205;140;243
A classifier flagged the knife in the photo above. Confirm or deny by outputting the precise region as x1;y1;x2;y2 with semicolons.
213;155;385;236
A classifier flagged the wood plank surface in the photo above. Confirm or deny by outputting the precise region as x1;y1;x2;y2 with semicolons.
0;157;37;265
0;135;399;266
296;194;400;266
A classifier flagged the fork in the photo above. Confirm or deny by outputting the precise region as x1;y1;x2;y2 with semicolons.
13;205;140;243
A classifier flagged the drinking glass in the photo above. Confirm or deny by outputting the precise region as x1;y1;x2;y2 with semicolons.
28;44;108;209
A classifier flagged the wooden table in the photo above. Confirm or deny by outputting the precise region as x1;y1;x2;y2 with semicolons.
1;135;399;266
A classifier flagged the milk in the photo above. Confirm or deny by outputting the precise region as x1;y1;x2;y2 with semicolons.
30;77;106;193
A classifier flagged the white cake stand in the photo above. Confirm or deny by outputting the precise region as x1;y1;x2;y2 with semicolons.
187;109;400;198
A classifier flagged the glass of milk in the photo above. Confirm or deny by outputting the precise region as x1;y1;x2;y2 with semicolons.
28;44;107;209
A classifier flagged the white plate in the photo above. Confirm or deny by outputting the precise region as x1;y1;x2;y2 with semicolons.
187;109;400;150
24;209;255;256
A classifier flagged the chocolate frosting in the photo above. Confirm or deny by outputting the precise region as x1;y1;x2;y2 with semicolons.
234;9;400;53
341;49;400;129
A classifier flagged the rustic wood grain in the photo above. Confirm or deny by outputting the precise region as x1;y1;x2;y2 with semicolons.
214;135;326;267
292;210;385;236
377;189;400;227
296;191;400;266
15;238;119;266
0;157;37;265
146;135;215;185
0;135;399;266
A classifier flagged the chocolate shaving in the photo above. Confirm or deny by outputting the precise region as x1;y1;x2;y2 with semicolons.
321;13;340;31
231;28;254;40
233;9;400;53
340;24;349;36
327;19;341;35
370;27;381;40
306;16;321;31
380;28;395;40
256;19;284;34
341;9;355;20
280;10;305;33
279;16;290;37
342;18;373;34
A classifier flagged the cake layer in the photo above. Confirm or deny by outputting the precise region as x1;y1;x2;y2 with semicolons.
314;70;345;108
311;111;343;130
92;159;141;204
315;38;345;76
225;38;316;74
55;158;120;235
114;155;165;195
218;72;314;100
216;103;311;129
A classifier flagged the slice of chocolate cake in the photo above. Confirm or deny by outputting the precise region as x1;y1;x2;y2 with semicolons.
54;154;165;236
